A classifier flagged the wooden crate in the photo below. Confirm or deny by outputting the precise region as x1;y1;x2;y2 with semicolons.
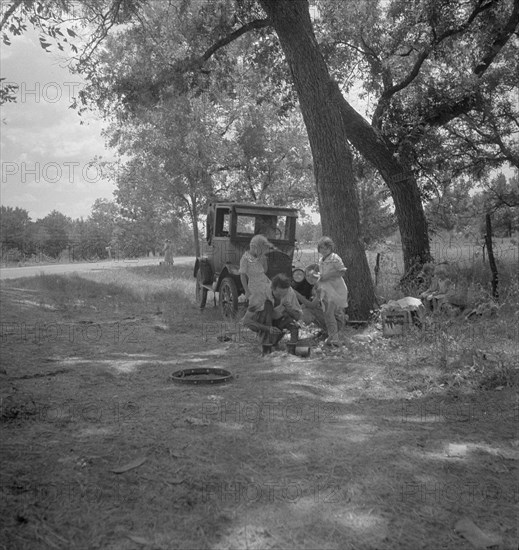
382;309;411;337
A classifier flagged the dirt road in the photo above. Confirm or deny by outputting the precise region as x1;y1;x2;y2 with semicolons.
0;256;195;280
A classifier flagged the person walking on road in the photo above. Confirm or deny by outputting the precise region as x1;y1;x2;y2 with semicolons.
163;239;174;266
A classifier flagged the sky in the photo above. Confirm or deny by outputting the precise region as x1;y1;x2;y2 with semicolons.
0;27;117;221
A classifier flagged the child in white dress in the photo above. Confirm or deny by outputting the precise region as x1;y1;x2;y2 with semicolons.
316;237;348;346
239;234;273;311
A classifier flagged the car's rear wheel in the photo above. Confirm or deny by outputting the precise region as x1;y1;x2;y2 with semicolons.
196;270;208;309
219;277;238;321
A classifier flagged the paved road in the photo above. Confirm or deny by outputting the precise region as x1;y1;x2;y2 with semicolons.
0;256;196;280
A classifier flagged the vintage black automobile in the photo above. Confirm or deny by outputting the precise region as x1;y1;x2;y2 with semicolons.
193;201;310;320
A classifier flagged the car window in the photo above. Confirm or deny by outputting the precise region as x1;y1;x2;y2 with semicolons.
233;213;294;240
236;215;256;235
215;209;230;237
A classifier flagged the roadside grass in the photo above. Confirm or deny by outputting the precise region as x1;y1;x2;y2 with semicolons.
5;273;133;300
2;266;195;309
367;245;519;392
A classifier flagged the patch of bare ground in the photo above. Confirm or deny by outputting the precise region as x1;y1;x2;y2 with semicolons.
0;268;517;549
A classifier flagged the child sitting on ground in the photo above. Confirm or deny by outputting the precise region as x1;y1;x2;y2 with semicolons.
420;264;452;312
431;266;453;312
420;265;439;312
417;262;434;295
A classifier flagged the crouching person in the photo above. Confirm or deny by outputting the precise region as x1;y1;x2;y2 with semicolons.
242;274;302;349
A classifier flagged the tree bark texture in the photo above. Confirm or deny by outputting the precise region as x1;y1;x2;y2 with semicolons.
260;0;375;319
485;212;499;300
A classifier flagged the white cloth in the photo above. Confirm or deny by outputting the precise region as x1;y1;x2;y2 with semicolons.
382;297;425;319
318;252;348;308
239;251;270;311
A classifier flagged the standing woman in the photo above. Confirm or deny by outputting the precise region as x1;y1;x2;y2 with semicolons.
316;237;348;346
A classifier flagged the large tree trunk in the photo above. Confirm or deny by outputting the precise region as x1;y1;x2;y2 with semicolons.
334;87;432;272
260;0;375;319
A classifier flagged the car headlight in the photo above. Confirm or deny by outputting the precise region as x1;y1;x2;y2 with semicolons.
292;268;305;283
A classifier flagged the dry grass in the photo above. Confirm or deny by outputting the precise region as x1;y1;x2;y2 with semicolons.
299;238;519;309
1;261;518;550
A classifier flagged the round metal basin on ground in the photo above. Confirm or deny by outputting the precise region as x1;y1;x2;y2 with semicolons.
170;367;233;385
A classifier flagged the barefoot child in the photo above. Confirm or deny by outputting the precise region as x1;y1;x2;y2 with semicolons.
239;234;273;311
420;264;452;312
430;266;453;312
316;237;348;346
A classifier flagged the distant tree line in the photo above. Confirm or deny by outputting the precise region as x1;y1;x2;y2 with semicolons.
0;199;194;263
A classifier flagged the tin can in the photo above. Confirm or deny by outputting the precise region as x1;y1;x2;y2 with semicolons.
287;343;310;357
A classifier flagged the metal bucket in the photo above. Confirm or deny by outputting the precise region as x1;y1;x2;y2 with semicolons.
287;343;311;357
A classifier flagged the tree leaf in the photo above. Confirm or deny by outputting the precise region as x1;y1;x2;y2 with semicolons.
39;38;51;50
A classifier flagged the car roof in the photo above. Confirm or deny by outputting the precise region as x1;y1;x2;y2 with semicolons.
212;202;298;216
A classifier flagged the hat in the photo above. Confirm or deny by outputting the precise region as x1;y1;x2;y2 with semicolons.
305;263;320;285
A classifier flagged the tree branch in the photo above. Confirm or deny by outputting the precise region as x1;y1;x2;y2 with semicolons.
447;107;519;168
0;0;24;31
370;0;507;129
201;18;271;64
335;40;367;57
424;1;519;127
424;95;479;127
382;48;430;99
79;0;125;65
328;81;408;184
121;18;271;106
163;18;271;80
475;0;519;76
383;0;497;100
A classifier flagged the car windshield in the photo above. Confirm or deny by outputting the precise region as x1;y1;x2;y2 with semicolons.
236;213;290;240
